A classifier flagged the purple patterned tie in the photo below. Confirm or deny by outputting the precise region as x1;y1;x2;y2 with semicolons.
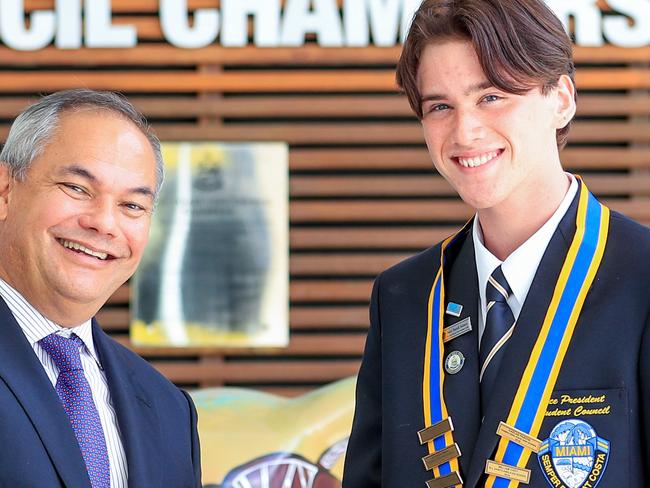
40;333;111;488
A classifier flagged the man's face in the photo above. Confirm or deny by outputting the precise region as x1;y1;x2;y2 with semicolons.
417;39;572;211
0;109;157;324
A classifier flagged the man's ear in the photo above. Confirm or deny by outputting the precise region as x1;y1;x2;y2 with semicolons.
554;74;577;129
0;164;13;221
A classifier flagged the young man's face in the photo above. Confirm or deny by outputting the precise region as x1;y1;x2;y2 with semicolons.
0;109;157;324
417;39;573;212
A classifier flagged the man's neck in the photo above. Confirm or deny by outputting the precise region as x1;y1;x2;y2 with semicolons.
478;172;571;261
26;299;96;328
0;270;96;327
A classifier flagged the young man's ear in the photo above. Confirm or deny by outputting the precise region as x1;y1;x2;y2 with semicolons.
0;164;13;221
554;74;577;129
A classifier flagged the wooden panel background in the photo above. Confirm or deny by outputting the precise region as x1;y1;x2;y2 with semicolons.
2;1;648;396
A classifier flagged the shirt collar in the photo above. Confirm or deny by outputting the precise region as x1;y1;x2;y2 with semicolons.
0;278;101;366
473;174;578;316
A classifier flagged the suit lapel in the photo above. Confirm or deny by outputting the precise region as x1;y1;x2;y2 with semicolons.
441;230;482;479
465;195;579;487
0;299;91;488
92;321;162;487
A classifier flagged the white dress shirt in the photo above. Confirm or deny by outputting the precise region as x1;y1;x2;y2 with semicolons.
473;174;578;345
0;279;128;488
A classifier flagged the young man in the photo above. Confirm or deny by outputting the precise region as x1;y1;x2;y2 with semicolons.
343;1;650;487
0;90;201;487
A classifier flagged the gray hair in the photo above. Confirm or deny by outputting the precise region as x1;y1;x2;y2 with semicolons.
0;89;164;196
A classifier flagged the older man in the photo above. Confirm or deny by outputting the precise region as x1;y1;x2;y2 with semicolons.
344;1;650;487
0;89;201;487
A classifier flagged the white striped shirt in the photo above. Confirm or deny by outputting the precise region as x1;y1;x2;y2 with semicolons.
0;279;128;488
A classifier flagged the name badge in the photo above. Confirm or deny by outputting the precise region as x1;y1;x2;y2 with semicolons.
426;471;463;488
422;443;461;471
485;459;531;484
442;317;472;343
497;422;542;453
418;417;454;445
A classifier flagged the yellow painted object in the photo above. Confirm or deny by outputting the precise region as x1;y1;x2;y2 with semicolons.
132;320;265;347
191;376;356;487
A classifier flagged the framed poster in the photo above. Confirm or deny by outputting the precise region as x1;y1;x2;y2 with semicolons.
131;142;289;347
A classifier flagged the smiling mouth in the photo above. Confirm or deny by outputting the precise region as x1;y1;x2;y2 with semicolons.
57;238;112;261
455;149;503;168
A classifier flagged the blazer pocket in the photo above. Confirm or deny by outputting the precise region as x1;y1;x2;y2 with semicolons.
534;387;626;488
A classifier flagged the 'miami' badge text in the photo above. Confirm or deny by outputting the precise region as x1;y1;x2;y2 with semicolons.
538;419;610;488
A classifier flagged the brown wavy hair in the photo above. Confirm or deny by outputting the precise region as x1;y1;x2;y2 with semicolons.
396;0;576;149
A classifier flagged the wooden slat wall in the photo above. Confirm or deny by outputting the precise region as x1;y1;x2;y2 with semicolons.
2;2;648;396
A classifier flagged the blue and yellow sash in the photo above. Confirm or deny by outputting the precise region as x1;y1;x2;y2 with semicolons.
422;222;470;478
422;178;610;486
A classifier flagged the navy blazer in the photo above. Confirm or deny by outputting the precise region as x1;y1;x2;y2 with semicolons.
0;299;201;488
343;194;650;487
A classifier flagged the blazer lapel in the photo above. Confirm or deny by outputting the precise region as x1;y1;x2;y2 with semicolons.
441;230;482;480
0;299;91;488
92;321;163;488
465;195;579;487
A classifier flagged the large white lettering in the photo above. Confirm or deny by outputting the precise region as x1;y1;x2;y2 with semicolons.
56;0;82;49
545;0;603;46
221;0;281;47
399;0;421;42
281;0;343;47
160;0;219;49
85;0;136;48
0;0;55;50
0;0;649;49
343;0;419;46
603;0;650;47
344;0;400;47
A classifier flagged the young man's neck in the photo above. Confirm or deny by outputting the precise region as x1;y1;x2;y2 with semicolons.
478;171;571;261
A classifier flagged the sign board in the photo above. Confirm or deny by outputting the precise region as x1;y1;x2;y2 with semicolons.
131;142;289;348
1;0;649;50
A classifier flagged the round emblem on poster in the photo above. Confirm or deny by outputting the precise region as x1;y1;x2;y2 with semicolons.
444;351;465;375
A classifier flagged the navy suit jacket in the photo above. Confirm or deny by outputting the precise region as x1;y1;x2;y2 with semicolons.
343;194;650;487
0;299;201;488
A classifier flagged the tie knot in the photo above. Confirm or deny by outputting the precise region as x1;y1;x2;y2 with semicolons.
487;265;512;303
39;333;84;372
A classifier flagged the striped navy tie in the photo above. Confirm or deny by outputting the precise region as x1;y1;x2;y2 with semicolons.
479;265;515;413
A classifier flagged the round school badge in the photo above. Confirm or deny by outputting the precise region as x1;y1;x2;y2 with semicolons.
444;351;465;374
537;419;610;488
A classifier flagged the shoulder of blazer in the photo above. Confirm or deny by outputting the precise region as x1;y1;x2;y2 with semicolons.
379;242;443;285
91;322;188;404
608;210;650;246
605;211;650;278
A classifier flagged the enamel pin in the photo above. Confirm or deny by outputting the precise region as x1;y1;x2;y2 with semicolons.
445;302;463;317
